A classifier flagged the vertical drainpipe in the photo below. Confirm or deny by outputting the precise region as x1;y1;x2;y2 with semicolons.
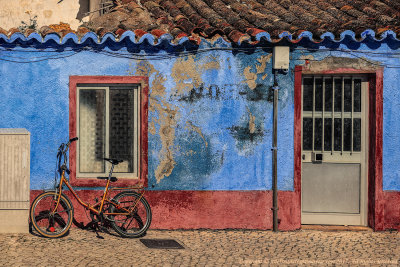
272;70;279;232
271;46;289;232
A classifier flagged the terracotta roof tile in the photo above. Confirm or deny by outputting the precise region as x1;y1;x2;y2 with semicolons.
77;26;90;38
8;28;21;37
0;27;7;36
379;0;400;12
24;28;36;37
115;28;127;36
39;26;56;37
2;0;399;43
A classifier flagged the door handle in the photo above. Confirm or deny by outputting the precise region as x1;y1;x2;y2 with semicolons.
312;153;323;163
302;154;305;160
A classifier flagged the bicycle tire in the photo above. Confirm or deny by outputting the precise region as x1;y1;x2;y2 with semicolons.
30;191;74;238
109;191;152;238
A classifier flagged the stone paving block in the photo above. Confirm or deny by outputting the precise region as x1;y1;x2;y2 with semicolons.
0;229;399;266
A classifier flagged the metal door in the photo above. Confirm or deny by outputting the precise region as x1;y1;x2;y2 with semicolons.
301;75;368;225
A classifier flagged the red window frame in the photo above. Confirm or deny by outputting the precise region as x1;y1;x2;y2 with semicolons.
69;76;148;187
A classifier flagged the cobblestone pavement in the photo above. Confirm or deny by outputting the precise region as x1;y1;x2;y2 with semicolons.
0;228;399;267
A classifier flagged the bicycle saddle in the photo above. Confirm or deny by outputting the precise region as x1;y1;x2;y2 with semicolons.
103;158;124;165
97;176;118;182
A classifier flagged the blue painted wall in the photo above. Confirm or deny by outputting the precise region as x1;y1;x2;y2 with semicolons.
0;34;399;191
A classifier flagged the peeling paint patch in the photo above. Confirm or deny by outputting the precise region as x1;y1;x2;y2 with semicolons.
303;56;381;72
243;66;257;90
243;54;271;90
185;121;208;147
148;119;156;135
153;101;178;183
256;54;272;74
182;149;196;156
133;60;178;183
299;55;315;62
248;109;256;134
171;55;220;97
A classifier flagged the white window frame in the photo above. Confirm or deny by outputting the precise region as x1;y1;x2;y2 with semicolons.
76;84;140;179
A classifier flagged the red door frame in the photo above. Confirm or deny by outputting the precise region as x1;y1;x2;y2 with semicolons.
294;66;384;230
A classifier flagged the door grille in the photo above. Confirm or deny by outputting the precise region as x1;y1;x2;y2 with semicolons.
302;76;362;155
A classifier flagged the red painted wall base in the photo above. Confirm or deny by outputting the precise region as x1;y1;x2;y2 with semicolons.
30;190;300;230
30;190;399;231
384;191;400;230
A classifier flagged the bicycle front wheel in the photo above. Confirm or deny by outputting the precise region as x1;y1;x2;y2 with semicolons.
30;192;74;238
109;191;152;238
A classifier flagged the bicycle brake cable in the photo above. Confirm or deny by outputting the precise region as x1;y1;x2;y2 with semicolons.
54;143;64;189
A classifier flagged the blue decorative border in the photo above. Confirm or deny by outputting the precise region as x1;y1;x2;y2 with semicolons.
0;29;399;49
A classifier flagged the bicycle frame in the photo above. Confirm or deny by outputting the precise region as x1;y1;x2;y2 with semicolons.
52;169;145;217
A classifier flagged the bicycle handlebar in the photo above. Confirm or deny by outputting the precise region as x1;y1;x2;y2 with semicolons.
63;137;78;153
69;137;79;143
58;137;78;168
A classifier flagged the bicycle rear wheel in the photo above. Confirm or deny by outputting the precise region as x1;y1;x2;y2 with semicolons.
30;192;73;238
109;191;152;238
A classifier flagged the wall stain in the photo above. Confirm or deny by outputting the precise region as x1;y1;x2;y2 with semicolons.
170;130;219;187
178;84;220;102
238;83;269;102
177;82;273;103
228;124;264;142
229;108;264;143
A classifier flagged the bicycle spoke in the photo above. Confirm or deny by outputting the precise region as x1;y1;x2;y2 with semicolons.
121;216;135;231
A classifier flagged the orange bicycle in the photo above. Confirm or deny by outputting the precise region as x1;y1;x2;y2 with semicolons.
30;137;151;238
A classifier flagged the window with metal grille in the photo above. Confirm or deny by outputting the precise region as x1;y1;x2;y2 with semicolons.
78;0;115;20
77;85;140;178
99;0;113;15
302;76;364;154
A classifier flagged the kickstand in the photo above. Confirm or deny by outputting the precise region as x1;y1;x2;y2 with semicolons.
95;224;104;239
90;221;104;239
95;230;104;239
